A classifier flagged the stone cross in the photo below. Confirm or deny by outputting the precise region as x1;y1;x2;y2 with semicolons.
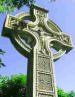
2;5;73;97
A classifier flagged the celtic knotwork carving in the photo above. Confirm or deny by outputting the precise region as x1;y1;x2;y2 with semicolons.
36;10;47;17
35;9;47;24
37;55;50;72
6;15;27;30
37;72;53;91
3;5;73;58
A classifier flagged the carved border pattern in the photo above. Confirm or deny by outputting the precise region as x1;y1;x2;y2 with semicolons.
37;55;51;73
38;93;54;97
37;72;54;92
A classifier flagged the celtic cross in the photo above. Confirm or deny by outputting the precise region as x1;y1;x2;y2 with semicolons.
2;5;73;97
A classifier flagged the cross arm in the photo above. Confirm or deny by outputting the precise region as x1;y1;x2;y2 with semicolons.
44;20;73;61
2;15;33;57
49;32;73;61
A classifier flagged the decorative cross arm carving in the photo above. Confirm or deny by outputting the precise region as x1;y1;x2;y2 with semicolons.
2;5;73;59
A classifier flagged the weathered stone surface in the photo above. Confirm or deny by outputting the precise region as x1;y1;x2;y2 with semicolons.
37;72;53;91
2;4;73;97
37;56;50;72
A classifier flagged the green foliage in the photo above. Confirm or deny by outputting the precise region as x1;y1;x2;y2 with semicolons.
11;74;27;86
0;49;5;55
68;91;75;97
0;0;56;13
57;87;69;97
0;76;9;87
0;5;15;13
0;74;27;97
0;0;35;13
57;87;75;97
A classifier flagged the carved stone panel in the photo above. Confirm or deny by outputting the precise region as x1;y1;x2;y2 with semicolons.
37;55;51;73
38;93;53;97
37;72;53;92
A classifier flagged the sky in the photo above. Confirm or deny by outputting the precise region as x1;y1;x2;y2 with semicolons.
0;0;75;92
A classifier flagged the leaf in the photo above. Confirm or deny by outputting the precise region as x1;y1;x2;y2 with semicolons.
0;62;5;67
0;58;5;67
0;49;5;55
0;58;2;62
0;5;6;13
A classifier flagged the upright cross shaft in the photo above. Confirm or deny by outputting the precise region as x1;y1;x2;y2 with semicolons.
27;49;58;97
2;5;73;97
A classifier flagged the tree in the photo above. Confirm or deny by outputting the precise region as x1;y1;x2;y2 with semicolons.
57;87;69;97
68;91;75;97
0;0;34;13
0;0;56;13
0;74;27;97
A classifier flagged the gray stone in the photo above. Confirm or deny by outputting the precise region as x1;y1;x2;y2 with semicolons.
2;4;73;97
